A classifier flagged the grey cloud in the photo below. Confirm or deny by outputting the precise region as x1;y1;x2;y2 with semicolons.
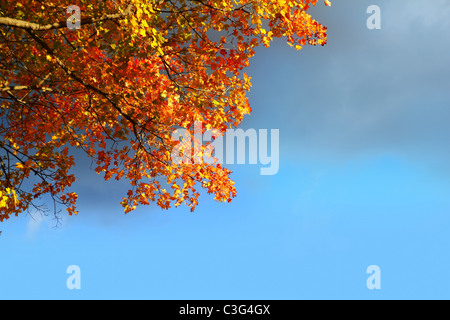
243;0;450;166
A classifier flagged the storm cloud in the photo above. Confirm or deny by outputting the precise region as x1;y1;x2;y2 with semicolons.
244;0;450;169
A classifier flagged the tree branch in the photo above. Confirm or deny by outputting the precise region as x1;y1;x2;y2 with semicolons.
0;85;53;92
0;4;134;31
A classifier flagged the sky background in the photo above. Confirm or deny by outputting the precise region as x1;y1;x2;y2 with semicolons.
1;0;450;299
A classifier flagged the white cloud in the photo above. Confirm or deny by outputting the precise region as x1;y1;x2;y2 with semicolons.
26;213;45;238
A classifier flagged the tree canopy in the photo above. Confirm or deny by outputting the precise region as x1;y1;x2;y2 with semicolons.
0;0;328;222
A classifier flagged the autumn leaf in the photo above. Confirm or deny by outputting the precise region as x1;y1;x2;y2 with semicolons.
0;0;328;222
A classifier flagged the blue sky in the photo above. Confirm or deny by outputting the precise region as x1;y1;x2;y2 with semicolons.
1;0;450;300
